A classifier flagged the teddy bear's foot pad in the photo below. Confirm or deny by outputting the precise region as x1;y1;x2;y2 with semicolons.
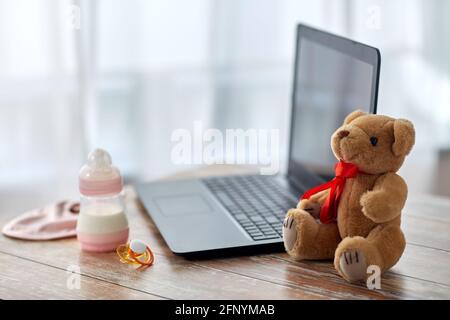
282;215;297;252
339;249;367;282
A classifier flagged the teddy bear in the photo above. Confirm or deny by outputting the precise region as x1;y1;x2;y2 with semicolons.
282;110;415;283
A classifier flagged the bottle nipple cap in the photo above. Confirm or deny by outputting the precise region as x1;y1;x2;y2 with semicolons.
79;148;123;196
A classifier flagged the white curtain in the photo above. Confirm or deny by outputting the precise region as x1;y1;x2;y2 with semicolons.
0;0;449;195
0;0;82;191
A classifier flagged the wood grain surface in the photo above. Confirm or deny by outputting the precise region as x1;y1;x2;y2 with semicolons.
0;165;449;299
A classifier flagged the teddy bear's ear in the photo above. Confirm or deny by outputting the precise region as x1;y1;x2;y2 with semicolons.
392;119;415;156
344;110;367;125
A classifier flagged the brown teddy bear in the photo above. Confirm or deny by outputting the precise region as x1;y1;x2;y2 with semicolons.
283;110;415;283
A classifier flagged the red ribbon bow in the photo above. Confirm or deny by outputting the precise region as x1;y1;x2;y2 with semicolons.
301;161;359;224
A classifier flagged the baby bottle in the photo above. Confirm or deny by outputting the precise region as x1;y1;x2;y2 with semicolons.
76;148;129;252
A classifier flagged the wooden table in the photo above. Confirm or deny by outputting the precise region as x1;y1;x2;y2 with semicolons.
0;165;449;299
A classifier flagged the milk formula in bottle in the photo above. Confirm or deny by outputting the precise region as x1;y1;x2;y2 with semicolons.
76;149;129;252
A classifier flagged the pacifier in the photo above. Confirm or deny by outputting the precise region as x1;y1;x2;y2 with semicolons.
116;239;154;268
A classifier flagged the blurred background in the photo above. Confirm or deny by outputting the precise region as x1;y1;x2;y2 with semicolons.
1;0;449;201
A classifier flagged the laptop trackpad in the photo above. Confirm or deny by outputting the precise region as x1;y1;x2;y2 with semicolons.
154;194;212;217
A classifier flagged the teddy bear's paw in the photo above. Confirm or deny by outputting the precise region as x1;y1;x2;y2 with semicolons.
297;200;321;219
338;249;368;283
282;214;297;252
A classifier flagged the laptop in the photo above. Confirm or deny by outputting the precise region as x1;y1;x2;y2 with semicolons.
136;24;380;256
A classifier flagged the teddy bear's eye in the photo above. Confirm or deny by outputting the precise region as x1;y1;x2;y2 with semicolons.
370;136;378;146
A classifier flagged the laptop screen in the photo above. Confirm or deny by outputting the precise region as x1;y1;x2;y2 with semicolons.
288;25;380;181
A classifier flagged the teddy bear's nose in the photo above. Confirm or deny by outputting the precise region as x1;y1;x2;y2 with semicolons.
337;130;350;139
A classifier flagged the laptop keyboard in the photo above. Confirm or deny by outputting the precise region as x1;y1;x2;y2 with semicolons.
202;175;299;241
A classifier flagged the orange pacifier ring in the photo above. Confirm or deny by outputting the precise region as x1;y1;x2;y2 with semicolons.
116;239;154;268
